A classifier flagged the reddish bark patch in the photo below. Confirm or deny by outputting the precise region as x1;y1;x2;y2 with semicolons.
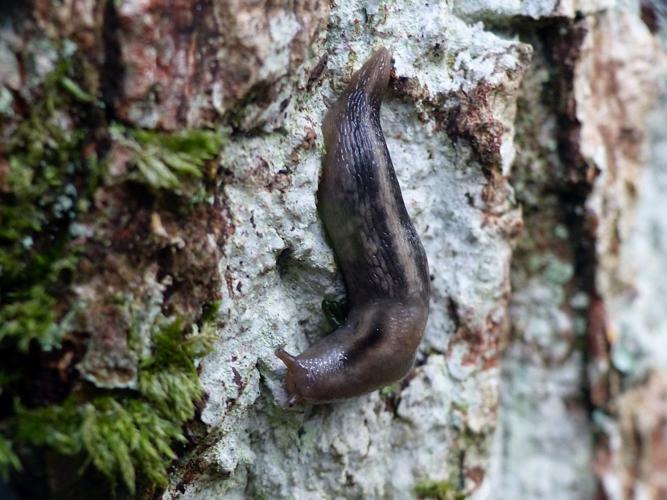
465;466;485;488
244;156;293;193
443;82;505;169
586;296;616;409
596;372;667;499
0;155;9;193
288;126;318;164
112;0;330;129
77;302;136;387
447;300;504;371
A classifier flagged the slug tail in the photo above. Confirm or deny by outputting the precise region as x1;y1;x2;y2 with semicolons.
346;47;392;101
322;47;392;158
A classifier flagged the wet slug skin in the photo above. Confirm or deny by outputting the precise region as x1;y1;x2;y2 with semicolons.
276;48;430;405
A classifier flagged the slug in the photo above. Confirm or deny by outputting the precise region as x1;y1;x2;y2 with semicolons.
276;48;430;405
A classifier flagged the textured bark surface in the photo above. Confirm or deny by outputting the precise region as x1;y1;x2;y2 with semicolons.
1;0;666;499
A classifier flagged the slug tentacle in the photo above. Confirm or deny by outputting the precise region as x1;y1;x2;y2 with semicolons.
277;48;430;404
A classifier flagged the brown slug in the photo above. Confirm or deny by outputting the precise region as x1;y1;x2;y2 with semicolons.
276;48;430;405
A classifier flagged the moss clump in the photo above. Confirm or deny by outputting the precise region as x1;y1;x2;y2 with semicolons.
80;398;183;489
139;315;215;423
0;56;100;351
0;282;74;352
13;397;183;492
109;123;226;193
5;311;216;492
415;479;467;500
0;433;20;480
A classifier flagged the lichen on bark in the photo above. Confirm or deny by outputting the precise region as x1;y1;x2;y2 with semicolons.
1;0;666;499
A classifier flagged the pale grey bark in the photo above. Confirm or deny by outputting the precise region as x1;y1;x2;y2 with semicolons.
169;1;667;498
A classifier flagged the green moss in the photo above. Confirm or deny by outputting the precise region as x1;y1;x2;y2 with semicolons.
109;123;226;193
80;397;184;490
451;401;469;413
14;400;83;456
0;55;99;351
13;397;183;491
378;382;401;398
8;311;216;492
138;314;215;423
59;76;94;103
415;479;467;500
0;433;21;480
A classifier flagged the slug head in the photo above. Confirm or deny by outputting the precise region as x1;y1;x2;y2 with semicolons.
275;348;305;407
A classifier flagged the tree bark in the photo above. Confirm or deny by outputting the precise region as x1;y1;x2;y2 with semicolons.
0;1;665;499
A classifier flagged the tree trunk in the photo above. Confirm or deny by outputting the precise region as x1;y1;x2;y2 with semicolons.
0;0;665;498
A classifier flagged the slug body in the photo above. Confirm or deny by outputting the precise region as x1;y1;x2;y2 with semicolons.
277;48;430;404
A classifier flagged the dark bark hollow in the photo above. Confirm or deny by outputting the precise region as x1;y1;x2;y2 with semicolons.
276;48;430;405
